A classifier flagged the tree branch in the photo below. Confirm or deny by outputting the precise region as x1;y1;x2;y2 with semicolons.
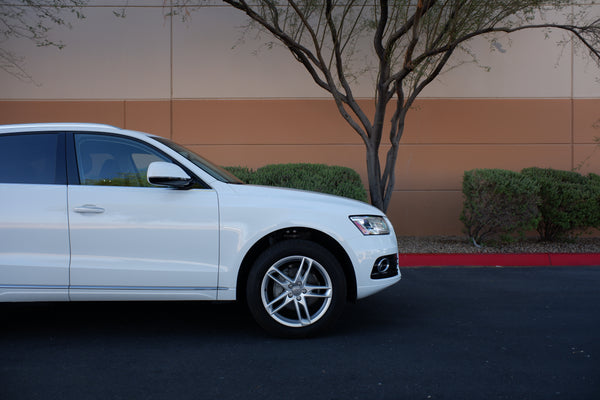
224;0;333;93
384;0;438;56
323;0;373;138
386;20;600;87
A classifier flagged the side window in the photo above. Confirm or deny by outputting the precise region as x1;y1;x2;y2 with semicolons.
0;133;66;185
74;134;170;187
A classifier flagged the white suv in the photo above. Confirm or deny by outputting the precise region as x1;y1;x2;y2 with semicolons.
0;123;400;337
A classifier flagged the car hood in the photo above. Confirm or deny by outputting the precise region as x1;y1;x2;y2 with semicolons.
223;183;384;216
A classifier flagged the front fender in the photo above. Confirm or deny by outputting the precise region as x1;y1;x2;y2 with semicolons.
214;184;397;300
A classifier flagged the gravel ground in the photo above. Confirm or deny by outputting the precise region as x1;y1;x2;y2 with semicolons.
398;235;600;253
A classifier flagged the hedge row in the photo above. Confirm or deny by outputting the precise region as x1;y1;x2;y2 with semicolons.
223;163;368;203
461;168;600;244
460;169;541;244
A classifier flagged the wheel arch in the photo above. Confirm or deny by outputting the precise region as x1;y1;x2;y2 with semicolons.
236;227;357;304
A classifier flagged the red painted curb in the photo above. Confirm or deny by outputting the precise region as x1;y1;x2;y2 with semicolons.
398;253;600;267
549;253;600;266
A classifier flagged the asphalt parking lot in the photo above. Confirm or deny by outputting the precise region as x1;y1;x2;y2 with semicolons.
1;266;599;400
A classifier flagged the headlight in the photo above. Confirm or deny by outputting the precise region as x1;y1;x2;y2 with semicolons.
349;215;390;235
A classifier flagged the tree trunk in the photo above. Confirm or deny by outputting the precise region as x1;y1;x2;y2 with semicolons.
366;143;385;211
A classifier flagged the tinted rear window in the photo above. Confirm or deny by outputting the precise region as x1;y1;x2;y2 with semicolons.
0;133;66;184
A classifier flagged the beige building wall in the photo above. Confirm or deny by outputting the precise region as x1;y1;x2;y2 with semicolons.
1;2;600;235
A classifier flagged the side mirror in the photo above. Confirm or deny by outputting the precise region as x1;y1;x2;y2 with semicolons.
147;162;192;188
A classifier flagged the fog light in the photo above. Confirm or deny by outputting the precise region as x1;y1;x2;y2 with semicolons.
376;258;390;273
371;255;399;279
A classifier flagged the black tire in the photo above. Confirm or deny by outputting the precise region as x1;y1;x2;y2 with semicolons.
246;239;347;338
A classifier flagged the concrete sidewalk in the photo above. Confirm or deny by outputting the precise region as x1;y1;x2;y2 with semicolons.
398;252;600;267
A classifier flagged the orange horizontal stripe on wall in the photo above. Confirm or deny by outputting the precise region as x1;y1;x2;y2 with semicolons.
1;98;597;236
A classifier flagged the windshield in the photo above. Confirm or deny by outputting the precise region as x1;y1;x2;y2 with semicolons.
152;136;243;184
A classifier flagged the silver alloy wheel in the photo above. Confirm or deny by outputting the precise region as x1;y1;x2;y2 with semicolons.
260;255;333;328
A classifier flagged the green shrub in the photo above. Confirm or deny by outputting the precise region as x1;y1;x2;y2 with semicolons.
588;172;600;187
223;163;368;203
522;167;600;241
460;169;541;245
222;166;256;183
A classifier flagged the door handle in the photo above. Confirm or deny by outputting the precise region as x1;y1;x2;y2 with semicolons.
74;205;105;214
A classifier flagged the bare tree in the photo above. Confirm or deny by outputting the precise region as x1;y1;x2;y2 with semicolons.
170;0;600;212
1;0;86;82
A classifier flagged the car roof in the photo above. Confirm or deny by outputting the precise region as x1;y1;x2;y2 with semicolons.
0;123;154;139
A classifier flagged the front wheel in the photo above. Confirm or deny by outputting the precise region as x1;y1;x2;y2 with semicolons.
246;240;347;338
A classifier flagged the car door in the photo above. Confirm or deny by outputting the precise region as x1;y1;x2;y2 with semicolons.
0;132;69;301
68;133;220;301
